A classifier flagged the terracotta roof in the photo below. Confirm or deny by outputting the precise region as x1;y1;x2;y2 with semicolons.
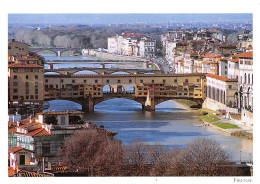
232;57;239;63
17;58;38;61
245;46;253;50
8;147;33;153
206;73;228;82
8;127;17;134
26;128;50;137
8;167;15;177
233;52;253;58
38;110;84;115
8;64;43;68
19;122;40;128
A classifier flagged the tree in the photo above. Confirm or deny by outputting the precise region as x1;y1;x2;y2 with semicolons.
56;130;123;176
173;137;233;176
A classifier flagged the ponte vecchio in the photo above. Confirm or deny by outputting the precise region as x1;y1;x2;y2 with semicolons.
44;73;207;112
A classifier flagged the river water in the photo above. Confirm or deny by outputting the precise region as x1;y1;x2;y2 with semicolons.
41;54;253;163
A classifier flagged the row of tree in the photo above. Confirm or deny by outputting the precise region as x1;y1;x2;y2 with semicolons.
56;130;245;176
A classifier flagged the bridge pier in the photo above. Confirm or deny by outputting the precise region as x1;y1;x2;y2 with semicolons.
82;97;94;112
143;96;155;111
57;51;61;57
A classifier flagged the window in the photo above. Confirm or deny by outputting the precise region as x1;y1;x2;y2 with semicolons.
26;82;29;88
129;79;132;83
229;85;232;89
13;96;18;99
72;79;75;83
248;74;250;84
35;75;38;79
13;82;18;86
95;80;98;84
13;68;18;72
13;75;17;79
225;66;227;69
25;68;30;72
35;95;38;99
163;79;166;83
30;95;34;99
152;80;154;83
118;80;121;83
197;79;199;82
84;80;86;83
35;89;38;94
13;89;18;93
140;79;143;83
26;89;29;94
61;79;63;83
45;79;48;83
34;68;39;72
26;96;29;99
225;71;227;74
26;75;29;80
35;82;38;87
174;79;177;83
185;79;188;83
106;80;109;83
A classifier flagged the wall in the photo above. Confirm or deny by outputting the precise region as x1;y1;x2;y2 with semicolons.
202;97;226;111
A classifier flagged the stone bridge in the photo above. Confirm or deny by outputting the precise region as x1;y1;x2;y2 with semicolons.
44;73;207;112
45;93;204;112
29;47;82;57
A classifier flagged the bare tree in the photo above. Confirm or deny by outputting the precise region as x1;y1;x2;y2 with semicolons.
57;129;123;176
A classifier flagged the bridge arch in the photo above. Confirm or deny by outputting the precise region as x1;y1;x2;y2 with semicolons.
73;70;99;75
44;99;82;111
111;71;131;75
94;98;143;112
44;72;61;75
34;49;58;56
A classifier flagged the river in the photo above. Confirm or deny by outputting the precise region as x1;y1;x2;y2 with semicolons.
41;53;253;163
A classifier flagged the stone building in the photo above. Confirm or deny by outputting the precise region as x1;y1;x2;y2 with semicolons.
8;64;44;108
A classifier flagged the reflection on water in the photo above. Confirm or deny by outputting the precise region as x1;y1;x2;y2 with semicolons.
44;99;253;162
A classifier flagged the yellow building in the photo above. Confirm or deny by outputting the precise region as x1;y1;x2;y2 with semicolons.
8;64;44;107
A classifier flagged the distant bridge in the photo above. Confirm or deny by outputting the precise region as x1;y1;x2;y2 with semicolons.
44;67;162;75
29;47;82;57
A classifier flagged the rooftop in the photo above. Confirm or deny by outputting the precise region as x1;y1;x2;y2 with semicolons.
8;64;43;68
38;110;85;115
233;52;253;58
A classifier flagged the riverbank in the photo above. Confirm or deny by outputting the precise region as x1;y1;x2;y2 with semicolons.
174;99;253;140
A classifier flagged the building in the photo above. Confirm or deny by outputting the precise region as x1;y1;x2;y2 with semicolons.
8;64;44;108
235;52;253;126
107;31;156;58
203;73;238;111
8;39;29;57
139;39;156;58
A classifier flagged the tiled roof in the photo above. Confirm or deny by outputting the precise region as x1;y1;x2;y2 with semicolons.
8;147;33;153
232;57;239;63
26;128;50;137
233;52;253;58
17;58;38;61
38;111;84;115
206;73;229;82
19;122;40;128
220;43;238;48
8;64;43;68
8;127;17;134
8;167;15;177
202;61;217;64
245;46;253;50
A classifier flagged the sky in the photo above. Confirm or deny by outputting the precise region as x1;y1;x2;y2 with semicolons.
8;13;253;25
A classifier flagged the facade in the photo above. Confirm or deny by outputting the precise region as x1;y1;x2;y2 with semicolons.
139;40;156;58
107;31;155;58
8;39;29;57
44;73;207;101
218;59;228;78
204;74;238;111
8;64;44;107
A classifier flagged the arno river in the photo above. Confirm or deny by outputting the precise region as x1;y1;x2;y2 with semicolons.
42;54;253;163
